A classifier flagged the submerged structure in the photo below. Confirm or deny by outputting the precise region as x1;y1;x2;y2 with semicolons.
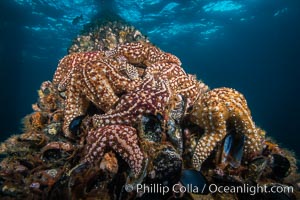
0;17;299;200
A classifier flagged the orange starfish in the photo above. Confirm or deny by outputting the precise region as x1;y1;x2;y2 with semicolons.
190;87;265;170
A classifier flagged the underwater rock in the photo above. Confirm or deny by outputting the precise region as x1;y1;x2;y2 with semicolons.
68;20;149;54
151;146;182;187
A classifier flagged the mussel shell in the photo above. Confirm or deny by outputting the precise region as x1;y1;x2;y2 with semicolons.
50;163;107;199
221;133;245;168
247;156;268;181
166;120;183;155
42;148;72;163
42;149;63;161
69;115;85;136
139;114;163;143
19;132;47;147
270;154;290;178
152;146;182;186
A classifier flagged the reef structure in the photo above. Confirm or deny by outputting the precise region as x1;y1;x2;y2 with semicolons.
0;18;299;200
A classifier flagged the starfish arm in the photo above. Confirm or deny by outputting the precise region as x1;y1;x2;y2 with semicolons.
106;41;181;66
82;61;120;112
53;54;79;91
145;62;186;79
193;124;226;170
114;55;140;80
53;54;72;86
63;85;89;137
53;52;105;90
101;58;142;92
244;128;265;158
191;96;227;169
92;76;170;128
83;125;144;177
143;62;207;108
106;41;149;64
224;89;265;158
190;88;265;170
170;75;208;106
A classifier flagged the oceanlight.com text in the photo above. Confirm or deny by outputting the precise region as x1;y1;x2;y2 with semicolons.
125;183;293;196
208;183;293;196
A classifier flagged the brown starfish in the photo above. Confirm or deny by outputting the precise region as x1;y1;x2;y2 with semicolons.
52;52;141;137
83;125;145;177
92;74;171;128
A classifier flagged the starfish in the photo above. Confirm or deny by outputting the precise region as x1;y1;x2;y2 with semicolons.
105;41;182;67
82;125;144;177
139;60;208;107
106;42;209;107
169;74;208;107
53;52;102;92
53;51;140;92
52;52;141;137
92;74;171;129
189;87;265;170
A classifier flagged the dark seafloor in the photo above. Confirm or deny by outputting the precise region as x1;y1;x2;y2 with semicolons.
0;0;300;199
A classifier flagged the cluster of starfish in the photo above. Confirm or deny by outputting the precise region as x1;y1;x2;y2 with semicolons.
52;41;265;180
53;51;142;137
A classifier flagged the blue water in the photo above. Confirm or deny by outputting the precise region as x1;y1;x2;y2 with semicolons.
0;0;299;159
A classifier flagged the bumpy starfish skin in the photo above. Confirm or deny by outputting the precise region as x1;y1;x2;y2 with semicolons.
115;55;140;80
53;52;140;92
53;52;141;137
145;61;186;78
107;43;208;106
83;125;144;177
92;75;171;128
53;52;103;91
143;61;208;106
190;88;265;170
105;41;182;66
170;74;208;107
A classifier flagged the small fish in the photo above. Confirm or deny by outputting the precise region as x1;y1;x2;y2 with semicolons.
72;14;83;25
